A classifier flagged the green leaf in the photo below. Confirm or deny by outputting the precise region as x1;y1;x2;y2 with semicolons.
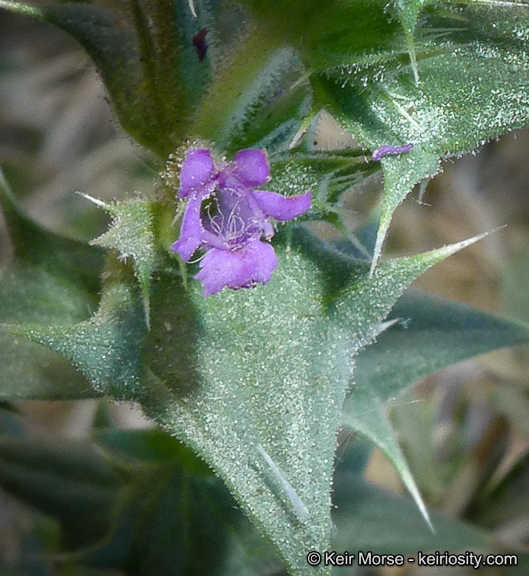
7;274;146;401
0;427;283;575
0;171;101;400
341;288;529;524
0;1;160;153
313;4;529;266
95;428;196;465
237;0;402;69
0;0;306;157
331;442;491;569
342;388;432;530
90;196;162;326
15;227;483;575
269;149;379;230
126;0;217;151
471;449;529;531
86;429;285;576
191;29;311;153
0;331;98;401
0;0;217;157
389;398;453;503
370;149;439;271
353;288;529;401
0;172;103;297
114;462;281;576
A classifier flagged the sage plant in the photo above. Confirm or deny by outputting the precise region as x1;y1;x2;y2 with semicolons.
1;1;529;575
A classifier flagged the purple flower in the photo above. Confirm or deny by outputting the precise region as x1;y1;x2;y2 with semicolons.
171;148;311;296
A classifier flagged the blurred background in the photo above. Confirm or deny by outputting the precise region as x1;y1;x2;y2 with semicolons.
2;4;529;574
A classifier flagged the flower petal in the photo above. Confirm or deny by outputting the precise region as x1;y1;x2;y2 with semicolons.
195;240;277;296
251;190;311;221
171;192;204;261
179;149;215;198
232;149;270;187
241;240;278;286
194;249;245;296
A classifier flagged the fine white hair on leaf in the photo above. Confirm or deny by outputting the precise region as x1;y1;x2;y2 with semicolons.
256;443;310;523
376;318;400;334
76;192;107;208
188;0;197;17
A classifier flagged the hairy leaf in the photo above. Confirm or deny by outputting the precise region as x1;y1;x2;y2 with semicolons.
239;0;529;267
354;289;529;401
191;32;311;153
237;0;402;69
0;0;217;157
127;0;218;152
0;428;283;576
0;1;163;152
269;149;378;230
88;429;285;576
313;4;529;266
91;197;162;326
13;226;484;576
343;289;529;523
342;387;432;530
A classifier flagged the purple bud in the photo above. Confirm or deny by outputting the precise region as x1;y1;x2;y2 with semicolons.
372;143;413;161
192;28;209;61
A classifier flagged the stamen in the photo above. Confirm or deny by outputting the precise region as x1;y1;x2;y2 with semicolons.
227;213;245;238
205;200;225;235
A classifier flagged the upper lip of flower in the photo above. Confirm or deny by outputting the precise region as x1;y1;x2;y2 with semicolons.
171;147;311;296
